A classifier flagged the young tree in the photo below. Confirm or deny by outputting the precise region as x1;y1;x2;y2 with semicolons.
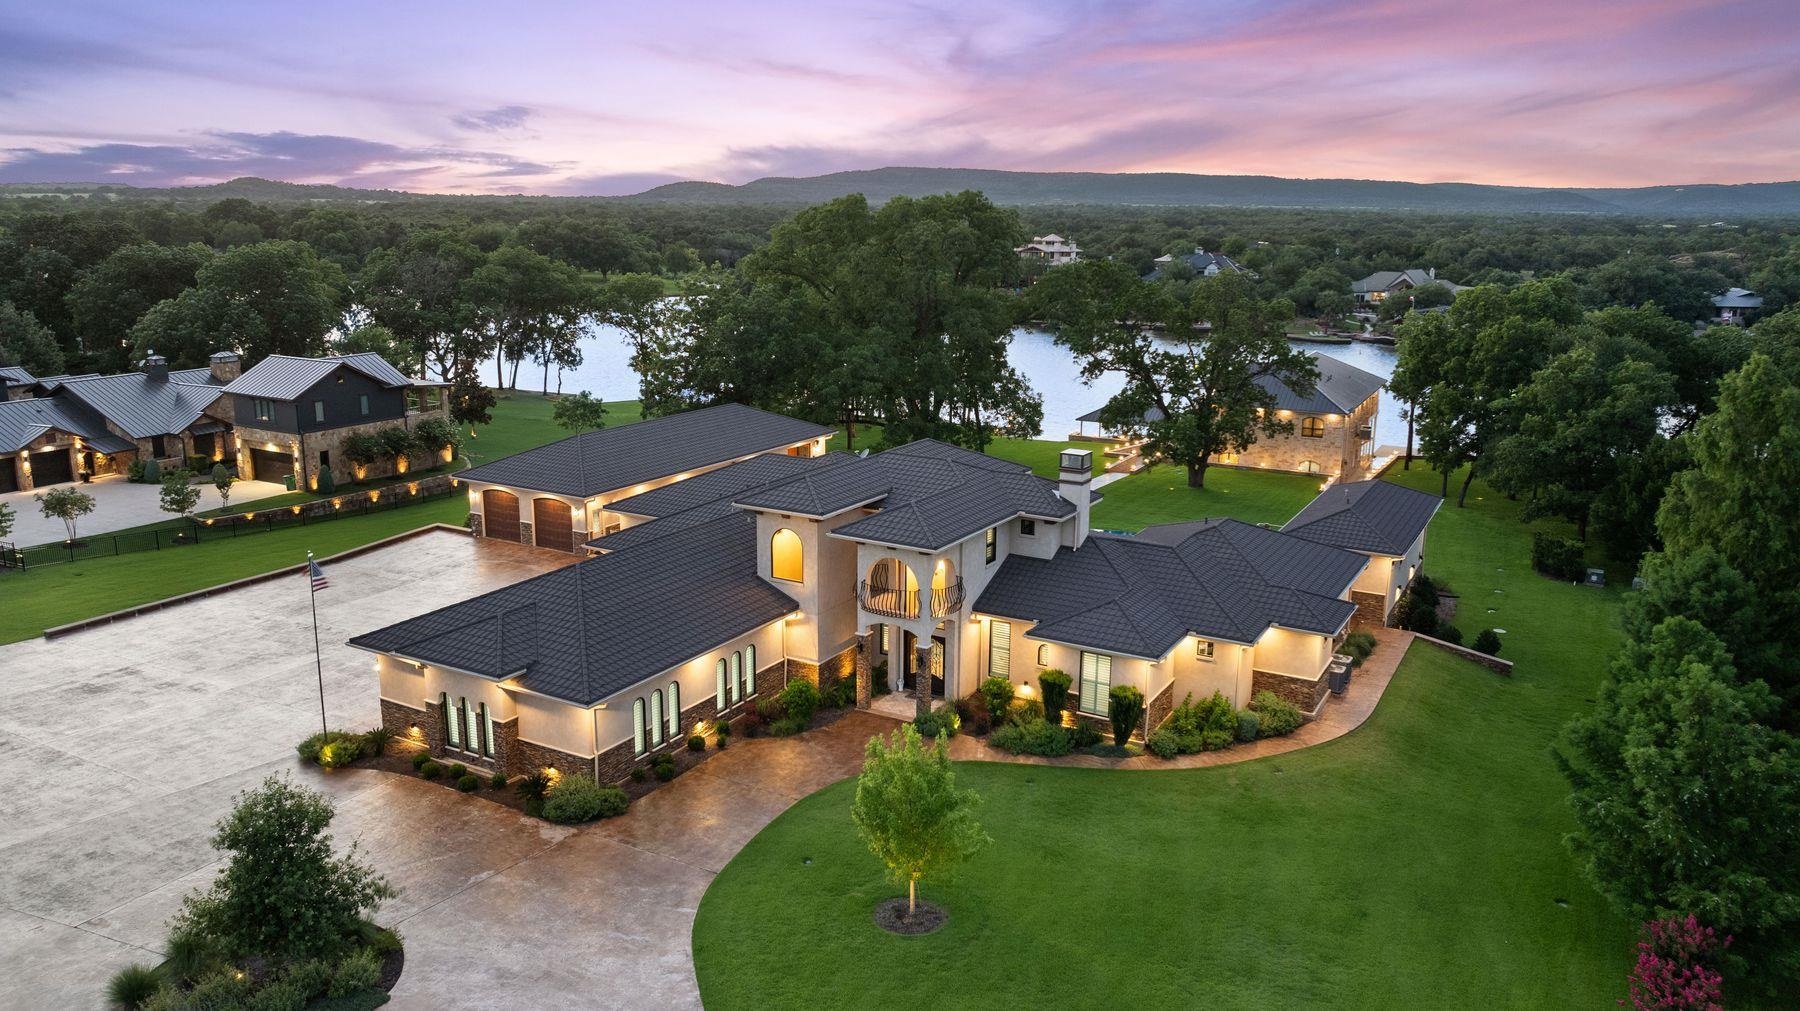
171;775;393;961
159;468;201;520
1624;915;1730;1011
447;367;496;435
211;462;235;511
34;485;96;542
0;500;13;540
849;724;990;918
1036;261;1314;488
551;391;608;432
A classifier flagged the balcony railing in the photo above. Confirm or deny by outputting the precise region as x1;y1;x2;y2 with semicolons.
858;577;965;620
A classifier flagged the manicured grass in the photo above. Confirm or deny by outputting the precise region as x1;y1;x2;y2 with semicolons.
692;465;1635;1008
1091;463;1324;530
0;495;470;644
462;392;642;469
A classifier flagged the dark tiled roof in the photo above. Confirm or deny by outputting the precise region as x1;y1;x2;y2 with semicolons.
461;403;834;498
50;372;225;439
349;513;797;706
593;454;856;553
974;519;1364;657
223;353;415;401
732;439;1077;551
1257;352;1385;414
1281;478;1442;556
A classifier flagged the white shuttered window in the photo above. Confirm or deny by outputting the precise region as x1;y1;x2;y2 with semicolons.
988;620;1012;678
1079;652;1113;716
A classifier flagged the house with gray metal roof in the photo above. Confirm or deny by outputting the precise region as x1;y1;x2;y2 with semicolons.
1710;287;1763;325
351;428;1429;785
221;352;449;493
1145;247;1245;281
1350;268;1466;305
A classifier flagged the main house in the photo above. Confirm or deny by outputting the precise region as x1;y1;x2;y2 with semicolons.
351;406;1439;785
1350;268;1466;305
1075;351;1385;481
0;350;445;495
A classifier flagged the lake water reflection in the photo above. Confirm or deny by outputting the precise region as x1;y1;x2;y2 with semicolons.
487;323;1404;446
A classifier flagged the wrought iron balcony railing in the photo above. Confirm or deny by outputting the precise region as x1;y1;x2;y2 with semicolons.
858;577;965;620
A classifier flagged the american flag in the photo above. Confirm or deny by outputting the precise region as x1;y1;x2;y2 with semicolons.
308;558;329;593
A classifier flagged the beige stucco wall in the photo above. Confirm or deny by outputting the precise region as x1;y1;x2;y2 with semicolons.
758;510;859;664
1168;635;1254;708
1345;529;1425;621
1252;625;1334;678
592;619;786;754
375;653;526;738
974;615;1171;717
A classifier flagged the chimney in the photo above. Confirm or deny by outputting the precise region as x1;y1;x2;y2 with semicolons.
142;352;168;383
209;350;241;384
1057;449;1094;549
1427;267;1436;280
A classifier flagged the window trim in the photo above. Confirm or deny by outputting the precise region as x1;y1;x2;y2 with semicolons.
745;644;756;696
442;691;459;748
1036;643;1050;667
715;659;728;710
359;393;370;416
313;400;325;424
1020;518;1036;536
729;651;743;704
253;398;274;422
1300;416;1325;439
988;619;1012;678
633;698;647;756
667;681;681;741
651;689;665;747
770;527;803;582
1195;639;1215;662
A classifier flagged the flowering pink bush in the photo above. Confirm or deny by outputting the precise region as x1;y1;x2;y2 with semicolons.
1622;915;1729;1010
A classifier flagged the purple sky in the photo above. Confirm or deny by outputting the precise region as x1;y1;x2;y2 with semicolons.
2;1;1796;194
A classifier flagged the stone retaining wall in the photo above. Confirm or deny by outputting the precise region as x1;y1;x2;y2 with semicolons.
1252;668;1330;715
1413;633;1514;675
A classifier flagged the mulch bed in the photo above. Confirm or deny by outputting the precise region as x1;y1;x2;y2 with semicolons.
873;897;948;935
375;943;404;994
355;745;530;815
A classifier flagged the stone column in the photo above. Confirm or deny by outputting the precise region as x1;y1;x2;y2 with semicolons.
854;633;873;710
914;644;934;719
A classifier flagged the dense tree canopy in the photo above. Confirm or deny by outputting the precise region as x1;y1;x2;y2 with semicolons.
129;240;346;367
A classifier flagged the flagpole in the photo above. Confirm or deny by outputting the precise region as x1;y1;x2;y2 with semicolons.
309;550;327;737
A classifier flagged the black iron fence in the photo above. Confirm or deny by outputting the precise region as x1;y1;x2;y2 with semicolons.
22;484;462;568
0;541;21;570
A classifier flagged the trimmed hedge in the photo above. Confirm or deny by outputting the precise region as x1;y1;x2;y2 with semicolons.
542;774;630;824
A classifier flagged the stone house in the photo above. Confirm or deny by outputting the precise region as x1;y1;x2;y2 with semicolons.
351;416;1441;785
222;353;449;491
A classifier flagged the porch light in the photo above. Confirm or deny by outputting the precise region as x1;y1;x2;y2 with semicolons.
543;767;562;784
408;724;422;738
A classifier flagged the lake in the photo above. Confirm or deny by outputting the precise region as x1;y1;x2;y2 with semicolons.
486;324;1404;447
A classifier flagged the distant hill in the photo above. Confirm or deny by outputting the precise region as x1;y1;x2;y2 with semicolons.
6;169;1800;217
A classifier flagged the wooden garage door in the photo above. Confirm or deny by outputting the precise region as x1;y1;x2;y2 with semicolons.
250;448;293;483
29;448;74;487
533;498;573;551
482;489;520;542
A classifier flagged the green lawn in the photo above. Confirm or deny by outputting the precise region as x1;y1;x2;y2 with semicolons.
692;465;1636;1008
1091;463;1324;530
462;392;642;468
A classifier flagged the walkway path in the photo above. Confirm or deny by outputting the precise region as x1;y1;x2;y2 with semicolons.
3;472;290;547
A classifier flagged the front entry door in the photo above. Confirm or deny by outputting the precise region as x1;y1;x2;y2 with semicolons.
928;635;946;698
900;632;949;698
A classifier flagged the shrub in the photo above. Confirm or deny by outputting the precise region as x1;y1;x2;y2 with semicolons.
1070;722;1103;748
107;964;163;1009
419;761;442;780
1437;624;1464;646
1341;629;1377;665
1236;709;1261;742
778;677;821;727
913;703;960;739
1250;691;1303;737
1008;696;1045;724
1408;573;1440;610
514;770;551;804
316;468;336;494
820;676;856;709
410;751;430;771
456;774;479;792
162;925;220;983
629;766;647;782
167;968;252;1010
127;458;147;482
1147;728;1180;759
988;714;1073;756
1624;915;1729;1011
1039;669;1071;724
872;663;890;695
280;958;333;1001
1473;628;1503;656
978;675;1015;726
361;726;394;757
245;977;307;1011
318;738;362;770
296;730;362;765
770;716;809;736
755;695;786;723
541;775;629;824
954;694;991;735
489;771;508;789
652;754;676;781
687;735;705;752
328;947;381;998
1107;685;1145;746
1400;600;1440;635
141;456;162;483
1156;691;1236;754
1531;532;1585;581
448;762;467;779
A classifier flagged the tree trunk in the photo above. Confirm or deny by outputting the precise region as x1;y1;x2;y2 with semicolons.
1457;466;1476;508
1440;466;1449;497
1404;413;1414;469
1577;513;1589;542
494;341;504;389
1186;459;1208;489
908;877;916;916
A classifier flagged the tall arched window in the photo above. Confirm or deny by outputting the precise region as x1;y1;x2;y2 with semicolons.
1300;416;1325;438
479;702;495;758
667;681;681;740
1037;643;1051;667
771;528;803;582
632;698;647;756
651;690;665;746
716;659;728;709
441;691;459;748
730;651;744;703
744;645;757;695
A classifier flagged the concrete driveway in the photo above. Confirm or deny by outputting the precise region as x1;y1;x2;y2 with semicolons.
3;472;290;547
0;527;886;1009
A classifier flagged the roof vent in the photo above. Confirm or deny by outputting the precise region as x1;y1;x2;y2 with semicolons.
142;352;168;383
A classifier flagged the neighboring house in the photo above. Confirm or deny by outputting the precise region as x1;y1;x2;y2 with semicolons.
0;366;36;402
222;353;448;492
1710;287;1763;324
1146;247;1244;280
352;427;1440;786
1350;268;1466;304
1016;234;1080;266
1075;351;1385;481
457;402;834;554
1282;479;1442;626
0;352;236;494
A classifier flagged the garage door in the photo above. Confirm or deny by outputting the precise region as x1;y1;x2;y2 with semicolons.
0;457;17;494
482;489;520;542
533;498;573;551
250;448;294;484
29;448;74;487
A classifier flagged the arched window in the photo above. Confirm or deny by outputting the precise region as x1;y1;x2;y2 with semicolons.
1037;643;1050;667
480;702;495;758
667;682;681;740
441;691;459;748
651;690;665;746
745;645;757;695
730;651;744;703
1300;416;1325;438
1298;460;1322;474
716;659;728;709
770;528;803;582
632;697;647;756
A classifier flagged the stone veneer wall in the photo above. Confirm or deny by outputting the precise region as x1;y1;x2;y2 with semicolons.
1252;669;1331;716
1350;590;1389;629
1145;680;1175;736
513;736;593;782
1226;394;1379;481
785;644;858;690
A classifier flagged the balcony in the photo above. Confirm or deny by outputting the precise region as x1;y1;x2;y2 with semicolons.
858;577;965;620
